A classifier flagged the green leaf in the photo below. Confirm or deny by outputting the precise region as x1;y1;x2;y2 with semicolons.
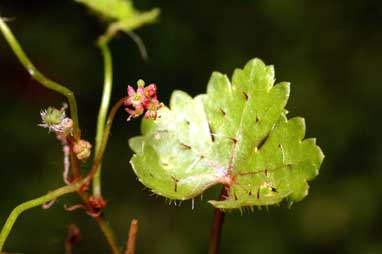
75;0;159;33
129;58;324;209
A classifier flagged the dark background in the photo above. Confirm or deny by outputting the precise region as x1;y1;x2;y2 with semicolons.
0;0;381;253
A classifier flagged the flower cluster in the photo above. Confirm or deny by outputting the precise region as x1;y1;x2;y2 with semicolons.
39;103;92;161
88;195;107;210
72;139;92;161
124;79;163;121
39;104;73;134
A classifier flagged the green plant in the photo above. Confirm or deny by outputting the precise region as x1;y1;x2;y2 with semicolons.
0;1;324;253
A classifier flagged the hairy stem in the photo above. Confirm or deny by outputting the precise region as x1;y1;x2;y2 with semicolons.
208;187;228;254
0;181;82;251
93;41;113;197
0;18;80;138
125;219;139;254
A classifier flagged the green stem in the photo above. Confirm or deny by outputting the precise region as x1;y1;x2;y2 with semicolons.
0;18;80;138
93;41;113;197
86;97;127;183
77;192;121;254
0;181;83;251
96;217;121;254
0;97;127;252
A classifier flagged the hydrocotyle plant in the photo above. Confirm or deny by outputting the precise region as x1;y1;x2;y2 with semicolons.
128;58;324;252
0;1;324;253
129;58;324;209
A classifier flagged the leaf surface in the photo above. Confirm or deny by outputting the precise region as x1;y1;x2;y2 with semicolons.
129;58;324;209
75;0;159;32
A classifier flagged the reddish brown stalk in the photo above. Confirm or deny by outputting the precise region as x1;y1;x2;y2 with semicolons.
125;219;139;254
84;96;127;183
65;127;123;254
76;191;121;254
70;151;81;180
67;97;128;254
65;224;80;254
61;97;128;254
209;186;228;254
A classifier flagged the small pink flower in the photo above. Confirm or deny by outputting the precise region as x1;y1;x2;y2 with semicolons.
124;80;163;121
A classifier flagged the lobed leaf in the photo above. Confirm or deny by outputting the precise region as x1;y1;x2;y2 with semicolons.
129;58;324;209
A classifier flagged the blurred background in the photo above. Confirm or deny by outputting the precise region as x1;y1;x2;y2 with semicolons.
0;0;381;253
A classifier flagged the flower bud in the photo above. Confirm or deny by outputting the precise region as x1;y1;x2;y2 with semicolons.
88;196;107;209
73;139;92;161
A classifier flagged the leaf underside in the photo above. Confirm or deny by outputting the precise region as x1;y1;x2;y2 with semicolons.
75;0;159;32
129;58;324;209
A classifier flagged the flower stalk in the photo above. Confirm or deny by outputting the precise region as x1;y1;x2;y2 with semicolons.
0;18;80;139
93;41;113;197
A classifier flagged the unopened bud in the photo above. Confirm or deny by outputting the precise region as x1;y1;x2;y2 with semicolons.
145;83;157;97
88;196;107;209
137;79;145;87
73;139;92;161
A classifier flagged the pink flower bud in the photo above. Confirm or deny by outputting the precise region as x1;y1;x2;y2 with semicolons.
145;84;157;97
124;80;163;121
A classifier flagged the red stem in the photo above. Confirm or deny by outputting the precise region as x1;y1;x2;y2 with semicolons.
208;186;228;254
125;219;139;254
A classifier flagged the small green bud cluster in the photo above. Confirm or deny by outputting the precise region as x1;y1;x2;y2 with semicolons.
39;104;73;135
39;104;92;161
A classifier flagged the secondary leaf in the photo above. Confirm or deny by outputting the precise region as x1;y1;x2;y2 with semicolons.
129;58;324;209
75;0;159;33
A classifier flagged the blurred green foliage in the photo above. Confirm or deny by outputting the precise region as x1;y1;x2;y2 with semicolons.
0;0;381;253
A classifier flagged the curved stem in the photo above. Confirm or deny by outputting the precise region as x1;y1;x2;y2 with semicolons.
125;31;148;61
93;42;113;197
0;18;80;138
0;181;83;251
0;98;127;252
85;97;127;183
0;96;126;252
209;187;228;254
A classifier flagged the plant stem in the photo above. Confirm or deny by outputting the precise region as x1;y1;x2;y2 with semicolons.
125;219;139;254
76;191;121;254
208;187;228;254
0;18;80;138
0;97;126;252
70;150;81;179
93;41;113;197
85;97;127;183
96;217;121;254
0;181;83;251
